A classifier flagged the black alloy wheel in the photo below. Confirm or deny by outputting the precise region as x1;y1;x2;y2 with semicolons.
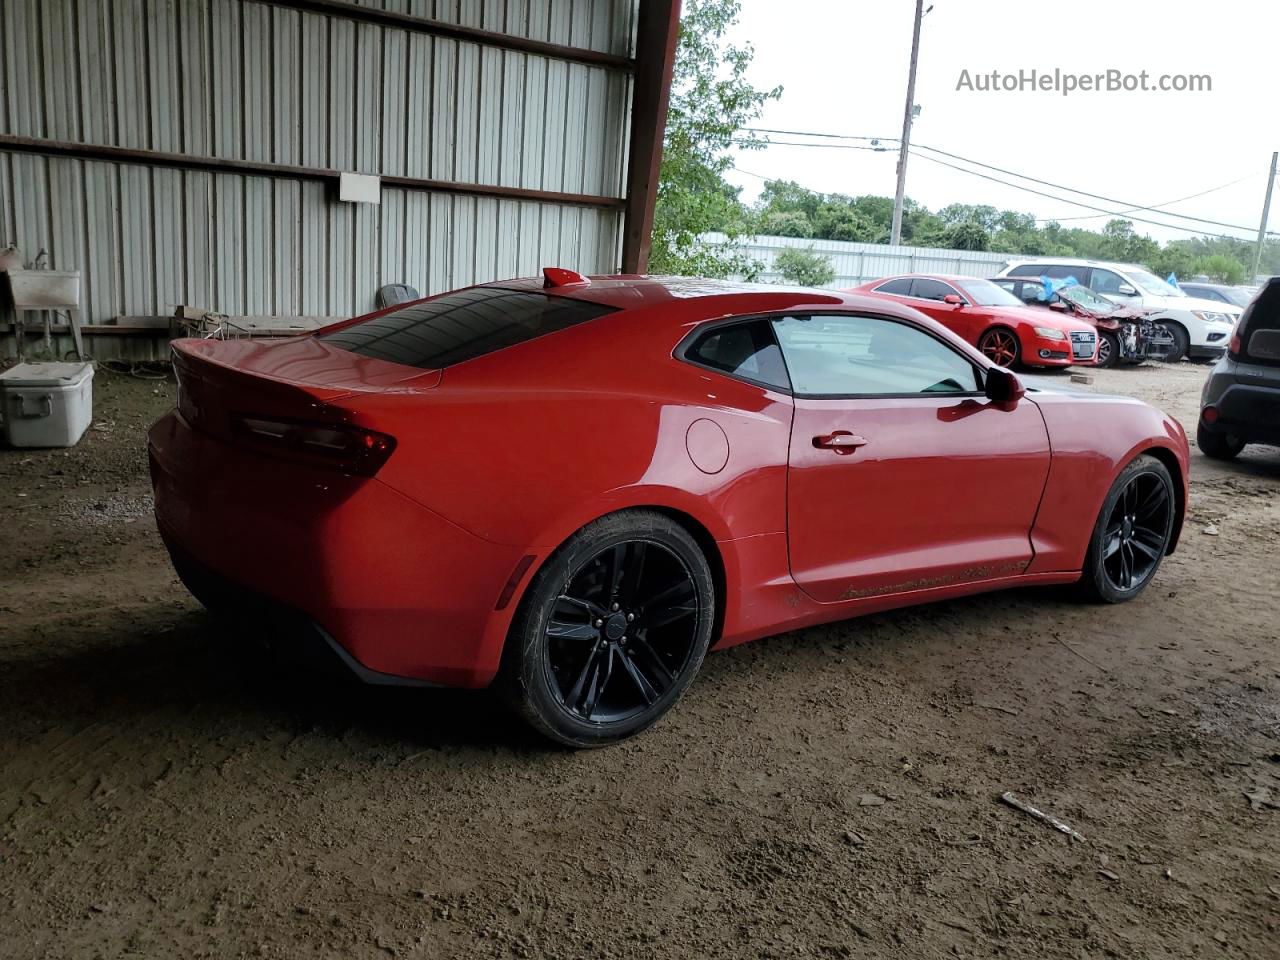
500;510;715;747
1078;455;1176;603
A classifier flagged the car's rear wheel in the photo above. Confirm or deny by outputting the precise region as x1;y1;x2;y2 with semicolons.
1196;423;1245;460
978;327;1021;368
1095;331;1120;368
499;510;715;748
1077;454;1176;603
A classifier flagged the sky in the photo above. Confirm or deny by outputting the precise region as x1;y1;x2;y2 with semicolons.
723;0;1280;245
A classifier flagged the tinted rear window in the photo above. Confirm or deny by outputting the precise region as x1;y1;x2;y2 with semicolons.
320;287;616;369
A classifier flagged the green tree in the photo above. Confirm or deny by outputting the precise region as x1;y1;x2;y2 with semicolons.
815;204;874;242
774;247;836;287
943;220;991;251
649;0;781;277
1196;253;1248;285
761;210;813;237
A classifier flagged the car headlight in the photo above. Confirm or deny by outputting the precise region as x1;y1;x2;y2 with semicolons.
1192;310;1230;324
1033;327;1067;341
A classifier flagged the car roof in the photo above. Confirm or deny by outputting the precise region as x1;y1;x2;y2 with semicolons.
866;273;991;285
1005;257;1147;273
476;273;990;354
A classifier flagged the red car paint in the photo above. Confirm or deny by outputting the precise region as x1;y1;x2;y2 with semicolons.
148;275;1187;688
849;274;1099;368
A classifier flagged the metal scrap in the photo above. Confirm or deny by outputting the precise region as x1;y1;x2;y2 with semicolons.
998;791;1086;841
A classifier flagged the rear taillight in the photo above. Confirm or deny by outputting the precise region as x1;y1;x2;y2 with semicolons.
232;415;396;476
1229;334;1242;357
1202;405;1219;425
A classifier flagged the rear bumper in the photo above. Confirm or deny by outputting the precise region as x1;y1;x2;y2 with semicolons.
163;540;441;686
1200;382;1280;445
148;410;529;687
1188;344;1228;360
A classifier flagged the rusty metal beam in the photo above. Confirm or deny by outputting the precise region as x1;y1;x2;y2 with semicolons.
256;0;635;72
620;0;681;274
0;136;626;211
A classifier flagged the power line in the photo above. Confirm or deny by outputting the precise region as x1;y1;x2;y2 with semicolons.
907;149;1265;242
1042;172;1263;223
736;125;1275;236
729;138;891;152
912;142;1266;234
740;127;892;143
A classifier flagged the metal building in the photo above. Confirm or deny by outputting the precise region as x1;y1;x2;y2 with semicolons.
0;0;678;353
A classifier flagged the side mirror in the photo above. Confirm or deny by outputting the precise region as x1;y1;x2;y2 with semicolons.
1048;300;1069;312
984;366;1025;405
1116;283;1138;296
943;294;965;306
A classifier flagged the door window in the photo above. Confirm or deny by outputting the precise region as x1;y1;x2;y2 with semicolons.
1090;268;1130;296
684;320;791;390
910;278;962;302
771;314;980;397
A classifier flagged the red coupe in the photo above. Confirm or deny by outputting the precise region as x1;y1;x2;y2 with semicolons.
149;271;1188;746
849;274;1100;368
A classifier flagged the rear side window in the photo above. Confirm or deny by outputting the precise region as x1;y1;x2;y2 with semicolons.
873;278;913;295
320;287;616;369
685;321;791;390
1240;281;1280;365
1006;264;1041;277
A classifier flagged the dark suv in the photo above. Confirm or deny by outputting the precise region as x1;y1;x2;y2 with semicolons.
1198;279;1280;459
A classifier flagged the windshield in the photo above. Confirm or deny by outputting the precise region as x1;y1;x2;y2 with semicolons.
957;278;1024;307
1219;287;1253;308
1058;284;1117;314
1128;268;1184;298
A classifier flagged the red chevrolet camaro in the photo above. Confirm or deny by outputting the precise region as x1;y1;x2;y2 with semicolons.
849;274;1100;368
149;271;1188;746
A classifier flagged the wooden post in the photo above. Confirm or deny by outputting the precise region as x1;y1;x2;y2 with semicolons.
620;0;682;275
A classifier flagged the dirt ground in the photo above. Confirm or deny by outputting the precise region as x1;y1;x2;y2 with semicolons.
2;359;1278;960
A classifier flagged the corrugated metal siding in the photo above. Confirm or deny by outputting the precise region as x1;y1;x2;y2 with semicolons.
703;233;1013;288
1;0;633;333
0;0;631;193
3;153;622;320
346;0;635;57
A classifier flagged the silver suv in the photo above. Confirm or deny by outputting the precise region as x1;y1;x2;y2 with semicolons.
1198;278;1280;459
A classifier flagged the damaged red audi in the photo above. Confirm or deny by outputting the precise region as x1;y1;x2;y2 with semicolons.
149;272;1188;746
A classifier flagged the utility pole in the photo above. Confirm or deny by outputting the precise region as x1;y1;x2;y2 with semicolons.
1253;151;1277;282
890;0;926;246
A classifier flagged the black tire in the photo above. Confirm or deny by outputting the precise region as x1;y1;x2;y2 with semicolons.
1160;322;1189;363
978;327;1022;369
1196;423;1245;460
1095;331;1120;368
1077;455;1176;604
498;510;716;748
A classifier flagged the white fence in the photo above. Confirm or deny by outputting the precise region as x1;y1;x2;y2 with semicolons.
702;233;1012;289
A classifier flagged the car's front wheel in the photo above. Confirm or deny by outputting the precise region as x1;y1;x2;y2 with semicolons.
499;510;716;748
1095;331;1120;368
1160;322;1189;363
1197;423;1245;460
1077;454;1176;603
978;327;1021;368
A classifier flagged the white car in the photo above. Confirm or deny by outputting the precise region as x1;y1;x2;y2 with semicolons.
997;259;1238;362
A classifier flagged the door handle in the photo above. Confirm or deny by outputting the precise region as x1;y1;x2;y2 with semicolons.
813;431;869;455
